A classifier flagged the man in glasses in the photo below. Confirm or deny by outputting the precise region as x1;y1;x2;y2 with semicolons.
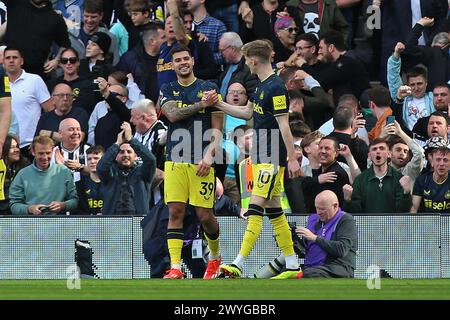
35;82;89;144
290;33;327;79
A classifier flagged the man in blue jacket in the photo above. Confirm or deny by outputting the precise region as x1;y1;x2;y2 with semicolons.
96;121;156;215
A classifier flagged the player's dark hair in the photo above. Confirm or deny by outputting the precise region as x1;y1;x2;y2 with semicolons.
169;45;192;59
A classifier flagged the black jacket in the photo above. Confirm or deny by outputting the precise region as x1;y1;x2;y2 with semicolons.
301;161;350;213
316;53;370;105
94;93;132;149
97;138;156;216
241;2;303;45
328;131;368;171
117;43;159;103
218;56;258;94
190;35;220;81
404;23;450;90
3;0;70;76
79;59;115;81
302;86;334;130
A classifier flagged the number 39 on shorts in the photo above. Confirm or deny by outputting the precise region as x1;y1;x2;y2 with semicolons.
200;181;214;199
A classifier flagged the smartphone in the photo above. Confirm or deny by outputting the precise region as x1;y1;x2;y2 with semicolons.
40;206;51;213
386;116;395;125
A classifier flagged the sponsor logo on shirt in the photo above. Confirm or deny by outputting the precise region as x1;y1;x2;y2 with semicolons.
273;95;287;111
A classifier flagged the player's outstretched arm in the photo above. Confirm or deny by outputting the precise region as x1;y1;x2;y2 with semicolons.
161;100;207;123
216;100;253;120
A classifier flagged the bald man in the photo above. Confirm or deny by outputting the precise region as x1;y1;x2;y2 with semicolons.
254;190;358;278
52;118;91;182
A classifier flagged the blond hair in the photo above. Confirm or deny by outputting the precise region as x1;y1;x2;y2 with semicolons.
241;40;272;63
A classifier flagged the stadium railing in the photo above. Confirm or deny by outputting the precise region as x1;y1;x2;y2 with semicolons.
0;213;448;279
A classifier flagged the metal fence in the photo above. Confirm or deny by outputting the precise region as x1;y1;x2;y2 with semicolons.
0;214;448;279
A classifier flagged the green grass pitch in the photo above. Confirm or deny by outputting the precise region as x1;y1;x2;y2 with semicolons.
0;279;450;300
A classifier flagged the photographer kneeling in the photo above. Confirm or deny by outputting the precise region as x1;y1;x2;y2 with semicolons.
255;190;358;278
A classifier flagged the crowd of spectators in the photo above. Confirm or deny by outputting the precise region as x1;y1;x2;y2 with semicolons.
0;0;449;277
0;0;448;214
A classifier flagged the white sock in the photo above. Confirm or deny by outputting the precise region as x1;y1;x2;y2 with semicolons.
232;254;246;270
171;264;181;270
284;254;299;270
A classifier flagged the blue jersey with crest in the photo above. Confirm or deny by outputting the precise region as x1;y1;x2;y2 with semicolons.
160;78;221;164
250;73;289;166
413;172;450;213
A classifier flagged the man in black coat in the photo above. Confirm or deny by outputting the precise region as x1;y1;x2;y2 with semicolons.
2;0;70;77
301;136;350;213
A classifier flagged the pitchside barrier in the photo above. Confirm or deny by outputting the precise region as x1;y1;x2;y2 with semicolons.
0;214;448;279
